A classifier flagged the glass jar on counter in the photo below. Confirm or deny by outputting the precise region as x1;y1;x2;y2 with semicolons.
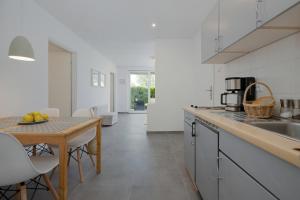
280;99;294;118
293;100;300;120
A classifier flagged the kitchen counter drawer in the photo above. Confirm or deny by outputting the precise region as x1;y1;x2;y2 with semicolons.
219;130;300;200
219;152;276;200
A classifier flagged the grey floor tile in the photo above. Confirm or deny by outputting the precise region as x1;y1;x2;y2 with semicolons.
71;184;131;200
32;114;200;200
129;185;189;200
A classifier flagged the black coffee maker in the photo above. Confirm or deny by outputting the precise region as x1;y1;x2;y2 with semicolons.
221;77;256;112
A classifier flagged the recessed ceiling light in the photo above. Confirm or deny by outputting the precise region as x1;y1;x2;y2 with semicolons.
152;23;157;28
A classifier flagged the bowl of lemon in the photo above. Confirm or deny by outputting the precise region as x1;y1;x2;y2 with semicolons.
19;112;49;125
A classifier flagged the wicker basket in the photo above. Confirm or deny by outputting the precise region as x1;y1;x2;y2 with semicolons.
243;82;275;119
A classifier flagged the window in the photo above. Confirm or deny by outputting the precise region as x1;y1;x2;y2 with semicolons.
129;71;155;112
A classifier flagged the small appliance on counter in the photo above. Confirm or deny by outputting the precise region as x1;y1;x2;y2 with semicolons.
221;77;256;112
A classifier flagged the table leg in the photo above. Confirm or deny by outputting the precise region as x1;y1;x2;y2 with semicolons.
96;122;102;174
59;139;68;200
17;183;27;200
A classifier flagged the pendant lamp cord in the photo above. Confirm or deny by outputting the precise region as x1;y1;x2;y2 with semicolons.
19;0;23;34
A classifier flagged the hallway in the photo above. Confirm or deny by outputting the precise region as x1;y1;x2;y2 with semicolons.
37;114;201;200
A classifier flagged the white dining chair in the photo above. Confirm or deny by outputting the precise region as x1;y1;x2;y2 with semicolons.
68;108;96;183
0;132;59;200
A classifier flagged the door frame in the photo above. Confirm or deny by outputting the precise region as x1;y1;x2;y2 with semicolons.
48;39;77;115
110;72;116;112
128;70;155;114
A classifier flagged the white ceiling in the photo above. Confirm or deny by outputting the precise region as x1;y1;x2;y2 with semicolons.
35;0;215;68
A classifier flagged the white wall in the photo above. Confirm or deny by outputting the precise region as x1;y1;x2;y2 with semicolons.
147;38;225;132
225;32;300;113
116;66;154;112
0;0;116;117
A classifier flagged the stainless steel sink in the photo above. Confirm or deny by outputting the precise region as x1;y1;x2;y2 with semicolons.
248;122;300;141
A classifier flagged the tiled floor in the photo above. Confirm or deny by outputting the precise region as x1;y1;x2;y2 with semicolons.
33;113;201;200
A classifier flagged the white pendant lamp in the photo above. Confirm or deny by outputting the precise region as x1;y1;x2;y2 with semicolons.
8;36;35;61
8;0;35;62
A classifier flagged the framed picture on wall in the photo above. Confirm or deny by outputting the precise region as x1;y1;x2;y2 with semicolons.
91;69;100;87
100;73;106;88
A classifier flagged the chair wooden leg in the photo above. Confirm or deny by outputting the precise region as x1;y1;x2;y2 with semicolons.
42;174;59;200
85;144;95;167
76;148;84;183
67;148;72;166
48;145;55;155
17;183;27;200
32;145;37;156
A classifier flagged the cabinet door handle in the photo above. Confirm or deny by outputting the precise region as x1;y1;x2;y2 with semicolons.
217;156;223;180
256;0;264;27
191;122;196;137
217;169;224;180
214;38;219;53
218;35;223;51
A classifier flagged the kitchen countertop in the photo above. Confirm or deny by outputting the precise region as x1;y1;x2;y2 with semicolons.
184;106;300;168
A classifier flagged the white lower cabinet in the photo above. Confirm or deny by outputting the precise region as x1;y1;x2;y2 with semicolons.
195;120;218;200
219;152;276;200
184;121;196;183
185;113;300;200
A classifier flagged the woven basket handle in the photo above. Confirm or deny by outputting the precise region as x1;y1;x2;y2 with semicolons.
243;81;275;104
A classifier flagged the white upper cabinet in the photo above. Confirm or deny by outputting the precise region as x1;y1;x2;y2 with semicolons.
201;0;300;64
201;2;219;63
219;0;257;51
258;0;300;27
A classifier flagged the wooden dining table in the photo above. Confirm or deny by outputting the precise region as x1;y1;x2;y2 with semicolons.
0;116;102;200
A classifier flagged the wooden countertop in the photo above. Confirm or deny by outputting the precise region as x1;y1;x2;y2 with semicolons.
184;107;300;168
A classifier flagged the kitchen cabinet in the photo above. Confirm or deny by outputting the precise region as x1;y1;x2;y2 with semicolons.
184;110;300;200
218;152;276;200
219;0;257;51
195;119;218;200
184;112;196;183
201;2;219;63
257;0;300;27
220;130;300;200
202;0;300;64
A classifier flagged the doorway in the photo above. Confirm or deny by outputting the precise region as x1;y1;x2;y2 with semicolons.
48;42;73;117
129;71;155;113
110;72;115;112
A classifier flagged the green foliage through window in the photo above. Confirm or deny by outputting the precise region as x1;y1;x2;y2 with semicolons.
130;87;148;109
150;87;155;98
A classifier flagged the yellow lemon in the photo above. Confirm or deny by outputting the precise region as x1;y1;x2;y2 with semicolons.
34;114;44;122
42;114;49;120
22;114;34;123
